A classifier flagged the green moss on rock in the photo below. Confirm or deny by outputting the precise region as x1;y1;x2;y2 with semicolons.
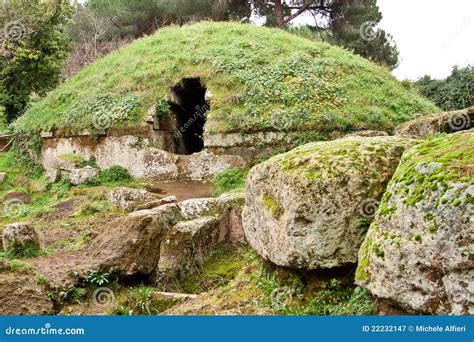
272;136;416;182
355;131;474;315
389;131;474;207
262;194;284;220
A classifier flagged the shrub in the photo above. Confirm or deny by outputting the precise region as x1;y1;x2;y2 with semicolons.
212;168;248;196
84;166;133;187
416;65;473;111
98;166;132;184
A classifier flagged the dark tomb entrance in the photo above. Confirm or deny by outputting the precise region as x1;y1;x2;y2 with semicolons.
168;78;209;155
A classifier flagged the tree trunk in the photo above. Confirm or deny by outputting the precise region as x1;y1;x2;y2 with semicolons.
274;0;285;27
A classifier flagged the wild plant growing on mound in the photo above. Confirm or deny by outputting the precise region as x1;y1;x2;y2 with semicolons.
212;168;248;196
84;270;110;287
84;166;133;187
113;285;179;316
2;243;42;259
14;22;437;137
97;166;132;184
257;265;377;315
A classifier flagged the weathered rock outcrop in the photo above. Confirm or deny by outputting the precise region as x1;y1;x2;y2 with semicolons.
69;166;99;185
178;151;246;181
2;223;41;255
88;203;182;276
107;187;169;212
143;148;180;180
81;192;245;280
157;192;246;278
0;259;54;315
242;136;418;270
158;216;221;275
356;131;474;315
395;107;474;138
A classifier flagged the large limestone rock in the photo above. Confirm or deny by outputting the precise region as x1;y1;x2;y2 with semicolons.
158;216;222;276
69;166;99;185
87;203;182;276
157;192;246;278
2;223;41;254
242;136;417;270
107;187;169;212
179;192;245;221
179;151;246;181
356;131;474;315
0;259;54;315
395;107;474;138
144;149;179;180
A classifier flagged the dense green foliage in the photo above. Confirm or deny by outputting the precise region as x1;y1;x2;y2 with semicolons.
416;65;473;111
0;0;73;122
85;165;134;187
258;272;377;315
67;0;398;73
327;0;399;69
15;22;436;136
82;0;222;38
212;168;248;196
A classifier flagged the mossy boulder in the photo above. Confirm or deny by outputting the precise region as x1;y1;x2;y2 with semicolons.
356;131;474;314
15;22;436;139
242;136;417;270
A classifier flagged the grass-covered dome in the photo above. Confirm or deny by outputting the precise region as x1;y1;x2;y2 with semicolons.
15;22;437;136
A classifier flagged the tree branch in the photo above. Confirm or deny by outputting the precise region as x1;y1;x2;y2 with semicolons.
280;0;319;26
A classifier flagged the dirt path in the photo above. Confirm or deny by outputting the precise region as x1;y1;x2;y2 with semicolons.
146;181;214;201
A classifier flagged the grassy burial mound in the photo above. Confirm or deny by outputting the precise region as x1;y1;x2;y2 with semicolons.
15;22;437;138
